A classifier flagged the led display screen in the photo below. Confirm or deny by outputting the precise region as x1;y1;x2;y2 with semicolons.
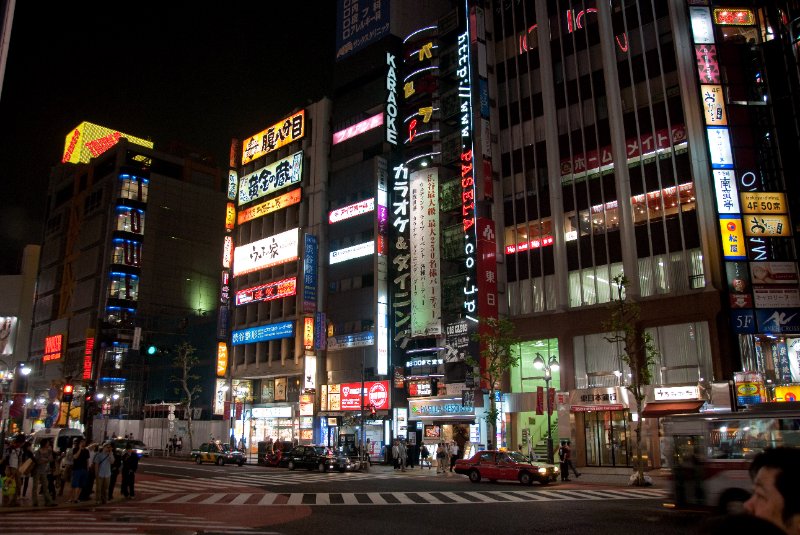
231;321;294;346
62;121;153;164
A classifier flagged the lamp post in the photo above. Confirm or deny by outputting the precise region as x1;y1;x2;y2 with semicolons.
530;352;559;464
0;361;31;457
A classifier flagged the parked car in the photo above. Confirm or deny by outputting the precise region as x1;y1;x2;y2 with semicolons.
454;450;558;485
111;438;150;457
191;442;246;466
283;445;362;472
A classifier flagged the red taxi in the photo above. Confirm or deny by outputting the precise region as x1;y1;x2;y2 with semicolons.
454;450;559;485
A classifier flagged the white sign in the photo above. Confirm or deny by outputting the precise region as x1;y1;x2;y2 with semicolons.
238;151;303;206
707;127;734;169
689;7;715;44
329;241;374;265
329;198;375;224
409;168;442;336
713;170;741;214
251;406;293;418
233;228;300;277
654;386;700;401
753;288;800;309
304;355;317;390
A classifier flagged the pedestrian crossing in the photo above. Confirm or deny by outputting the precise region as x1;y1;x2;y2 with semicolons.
136;469;396;493
134;487;668;506
0;506;282;535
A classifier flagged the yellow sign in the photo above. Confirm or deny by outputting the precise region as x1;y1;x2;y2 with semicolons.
719;217;747;259
216;342;228;377
303;317;314;351
237;189;302;225
242;110;305;165
225;203;236;231
700;85;727;126
743;214;792;237
775;386;800;402
62;121;153;164
740;192;787;214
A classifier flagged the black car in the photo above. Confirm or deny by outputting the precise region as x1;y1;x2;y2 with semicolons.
284;445;364;472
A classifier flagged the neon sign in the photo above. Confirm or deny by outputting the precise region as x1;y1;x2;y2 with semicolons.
82;335;95;380
329;241;375;264
238;150;303;206
458;28;478;317
519;8;628;55
231;321;294;346
235;277;297;306
242;110;305;165
216;342;228;377
233;228;300;277
333;114;383;145
43;334;63;362
329;198;375;224
237;188;301;225
386;52;398;144
222;236;233;269
62;121;153;164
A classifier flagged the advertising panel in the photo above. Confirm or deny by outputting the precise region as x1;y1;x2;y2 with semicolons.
743;214;791;237
326;331;374;351
216;342;228;377
731;309;757;334
242;111;305;165
713;170;740;214
314;312;327;351
750;262;799;285
303;317;314;351
227;170;238;201
329;198;375;224
231;321;294;346
726;261;753;308
304;355;317;390
43;334;63;362
233;228;299;277
476;217;499;326
408;397;475;420
238;150;303;206
707;127;734;168
689;6;715;44
336;380;390;411
390;163;412;348
332;113;383;145
62;121;153;164
733;371;764;406
753;288;800;309
329;241;374;264
303;234;318;313
719;216;747;260
756;308;800;334
225;203;236;231
740;192;787;214
695;44;720;83
82;331;95;381
237;189;301;225
235;277;296;306
335;0;390;61
444;320;470;363
700;84;727;126
409;168;442;336
0;317;18;355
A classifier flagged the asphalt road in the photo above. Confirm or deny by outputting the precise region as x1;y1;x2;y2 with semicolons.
0;457;710;535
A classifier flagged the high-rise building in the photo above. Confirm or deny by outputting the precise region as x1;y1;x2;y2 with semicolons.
29;124;225;435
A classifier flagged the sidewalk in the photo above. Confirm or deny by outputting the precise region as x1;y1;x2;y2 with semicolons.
0;490;129;514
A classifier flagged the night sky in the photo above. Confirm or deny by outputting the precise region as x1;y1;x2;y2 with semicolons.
0;2;336;274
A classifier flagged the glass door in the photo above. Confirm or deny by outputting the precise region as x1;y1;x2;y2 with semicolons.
583;410;631;467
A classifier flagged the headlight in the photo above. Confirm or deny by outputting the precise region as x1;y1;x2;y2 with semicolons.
553;466;559;472
538;467;547;474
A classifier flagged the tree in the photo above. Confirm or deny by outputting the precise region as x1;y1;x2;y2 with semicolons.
172;342;202;452
469;317;520;449
603;274;659;486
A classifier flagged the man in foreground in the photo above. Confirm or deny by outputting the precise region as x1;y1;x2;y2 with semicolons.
743;447;800;535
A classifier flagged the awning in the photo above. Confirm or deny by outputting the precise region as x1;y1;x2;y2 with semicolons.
640;399;705;418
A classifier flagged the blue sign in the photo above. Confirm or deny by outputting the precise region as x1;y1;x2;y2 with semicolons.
232;321;294;346
756;308;800;334
314;312;327;350
335;0;391;61
731;309;756;334
304;234;318;313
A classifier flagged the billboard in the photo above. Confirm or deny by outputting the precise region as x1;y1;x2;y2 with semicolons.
238;151;303;206
0;317;18;355
329;198;375;224
335;380;390;411
233;228;299;277
62;121;153;164
335;0;391;61
43;334;63;362
303;234;318;313
235;277;297;306
238;189;301;225
329;241;374;264
231;321;294;346
409;168;441;336
332;113;383;145
242;110;305;165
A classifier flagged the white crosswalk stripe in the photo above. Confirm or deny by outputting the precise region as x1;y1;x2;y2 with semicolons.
132;487;668;506
137;469;396;493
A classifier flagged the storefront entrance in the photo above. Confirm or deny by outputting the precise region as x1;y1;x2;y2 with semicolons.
583;410;631;467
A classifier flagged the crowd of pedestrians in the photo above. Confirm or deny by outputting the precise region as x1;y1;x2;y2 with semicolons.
388;439;462;473
0;433;140;508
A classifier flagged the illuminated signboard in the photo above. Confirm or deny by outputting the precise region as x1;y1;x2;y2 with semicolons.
334;380;390;411
236;277;297;306
329;198;375;224
222;236;233;269
303;317;314;351
689;6;715;44
713;8;755;26
220;270;231;306
62;121;153;164
329;241;374;264
233;228;299;277
740;192;787;215
409;396;475;419
695;44;720;84
225;203;236;231
43;334;63;362
303;234;318;314
376;158;389;375
238;150;303;206
227;170;238;201
82;331;95;380
304;355;317;389
707;127;734;169
410;168;441;336
242;110;305;165
700;85;727;126
333;113;383;145
743;215;792;237
713;170;741;214
216;342;228;377
505;235;554;255
327;331;374;352
335;0;390;61
390;163;411;349
386;52;398;144
720;216;747;260
238;189;301;225
0;317;18;356
231;321;294;346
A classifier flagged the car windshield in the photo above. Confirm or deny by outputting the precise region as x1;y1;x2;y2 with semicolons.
312;447;328;455
129;441;146;448
503;451;531;463
219;444;236;453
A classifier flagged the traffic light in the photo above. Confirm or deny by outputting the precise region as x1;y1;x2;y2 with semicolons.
62;383;74;404
146;344;158;356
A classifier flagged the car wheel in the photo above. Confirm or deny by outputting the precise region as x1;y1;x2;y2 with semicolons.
519;472;533;486
195;457;202;465
288;460;296;470
468;470;481;483
216;457;224;466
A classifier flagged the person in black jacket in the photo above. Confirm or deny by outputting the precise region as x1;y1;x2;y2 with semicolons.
107;447;122;500
121;447;139;499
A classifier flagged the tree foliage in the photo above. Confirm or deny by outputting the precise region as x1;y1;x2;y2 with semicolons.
469;317;520;447
603;274;659;486
171;342;202;451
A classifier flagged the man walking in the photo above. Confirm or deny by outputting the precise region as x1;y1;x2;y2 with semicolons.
69;439;89;503
121;446;139;499
398;440;408;472
31;438;56;507
93;443;113;504
558;440;581;480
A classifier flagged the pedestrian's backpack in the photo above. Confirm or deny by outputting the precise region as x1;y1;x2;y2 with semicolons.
421;445;429;457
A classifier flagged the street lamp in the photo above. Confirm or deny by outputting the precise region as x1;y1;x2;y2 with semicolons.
0;361;31;456
532;352;560;464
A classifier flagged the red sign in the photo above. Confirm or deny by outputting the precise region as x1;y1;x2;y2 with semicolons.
235;277;297;306
82;337;95;380
43;334;63;362
548;387;556;415
695;44;720;84
536;386;544;415
339;380;390;411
